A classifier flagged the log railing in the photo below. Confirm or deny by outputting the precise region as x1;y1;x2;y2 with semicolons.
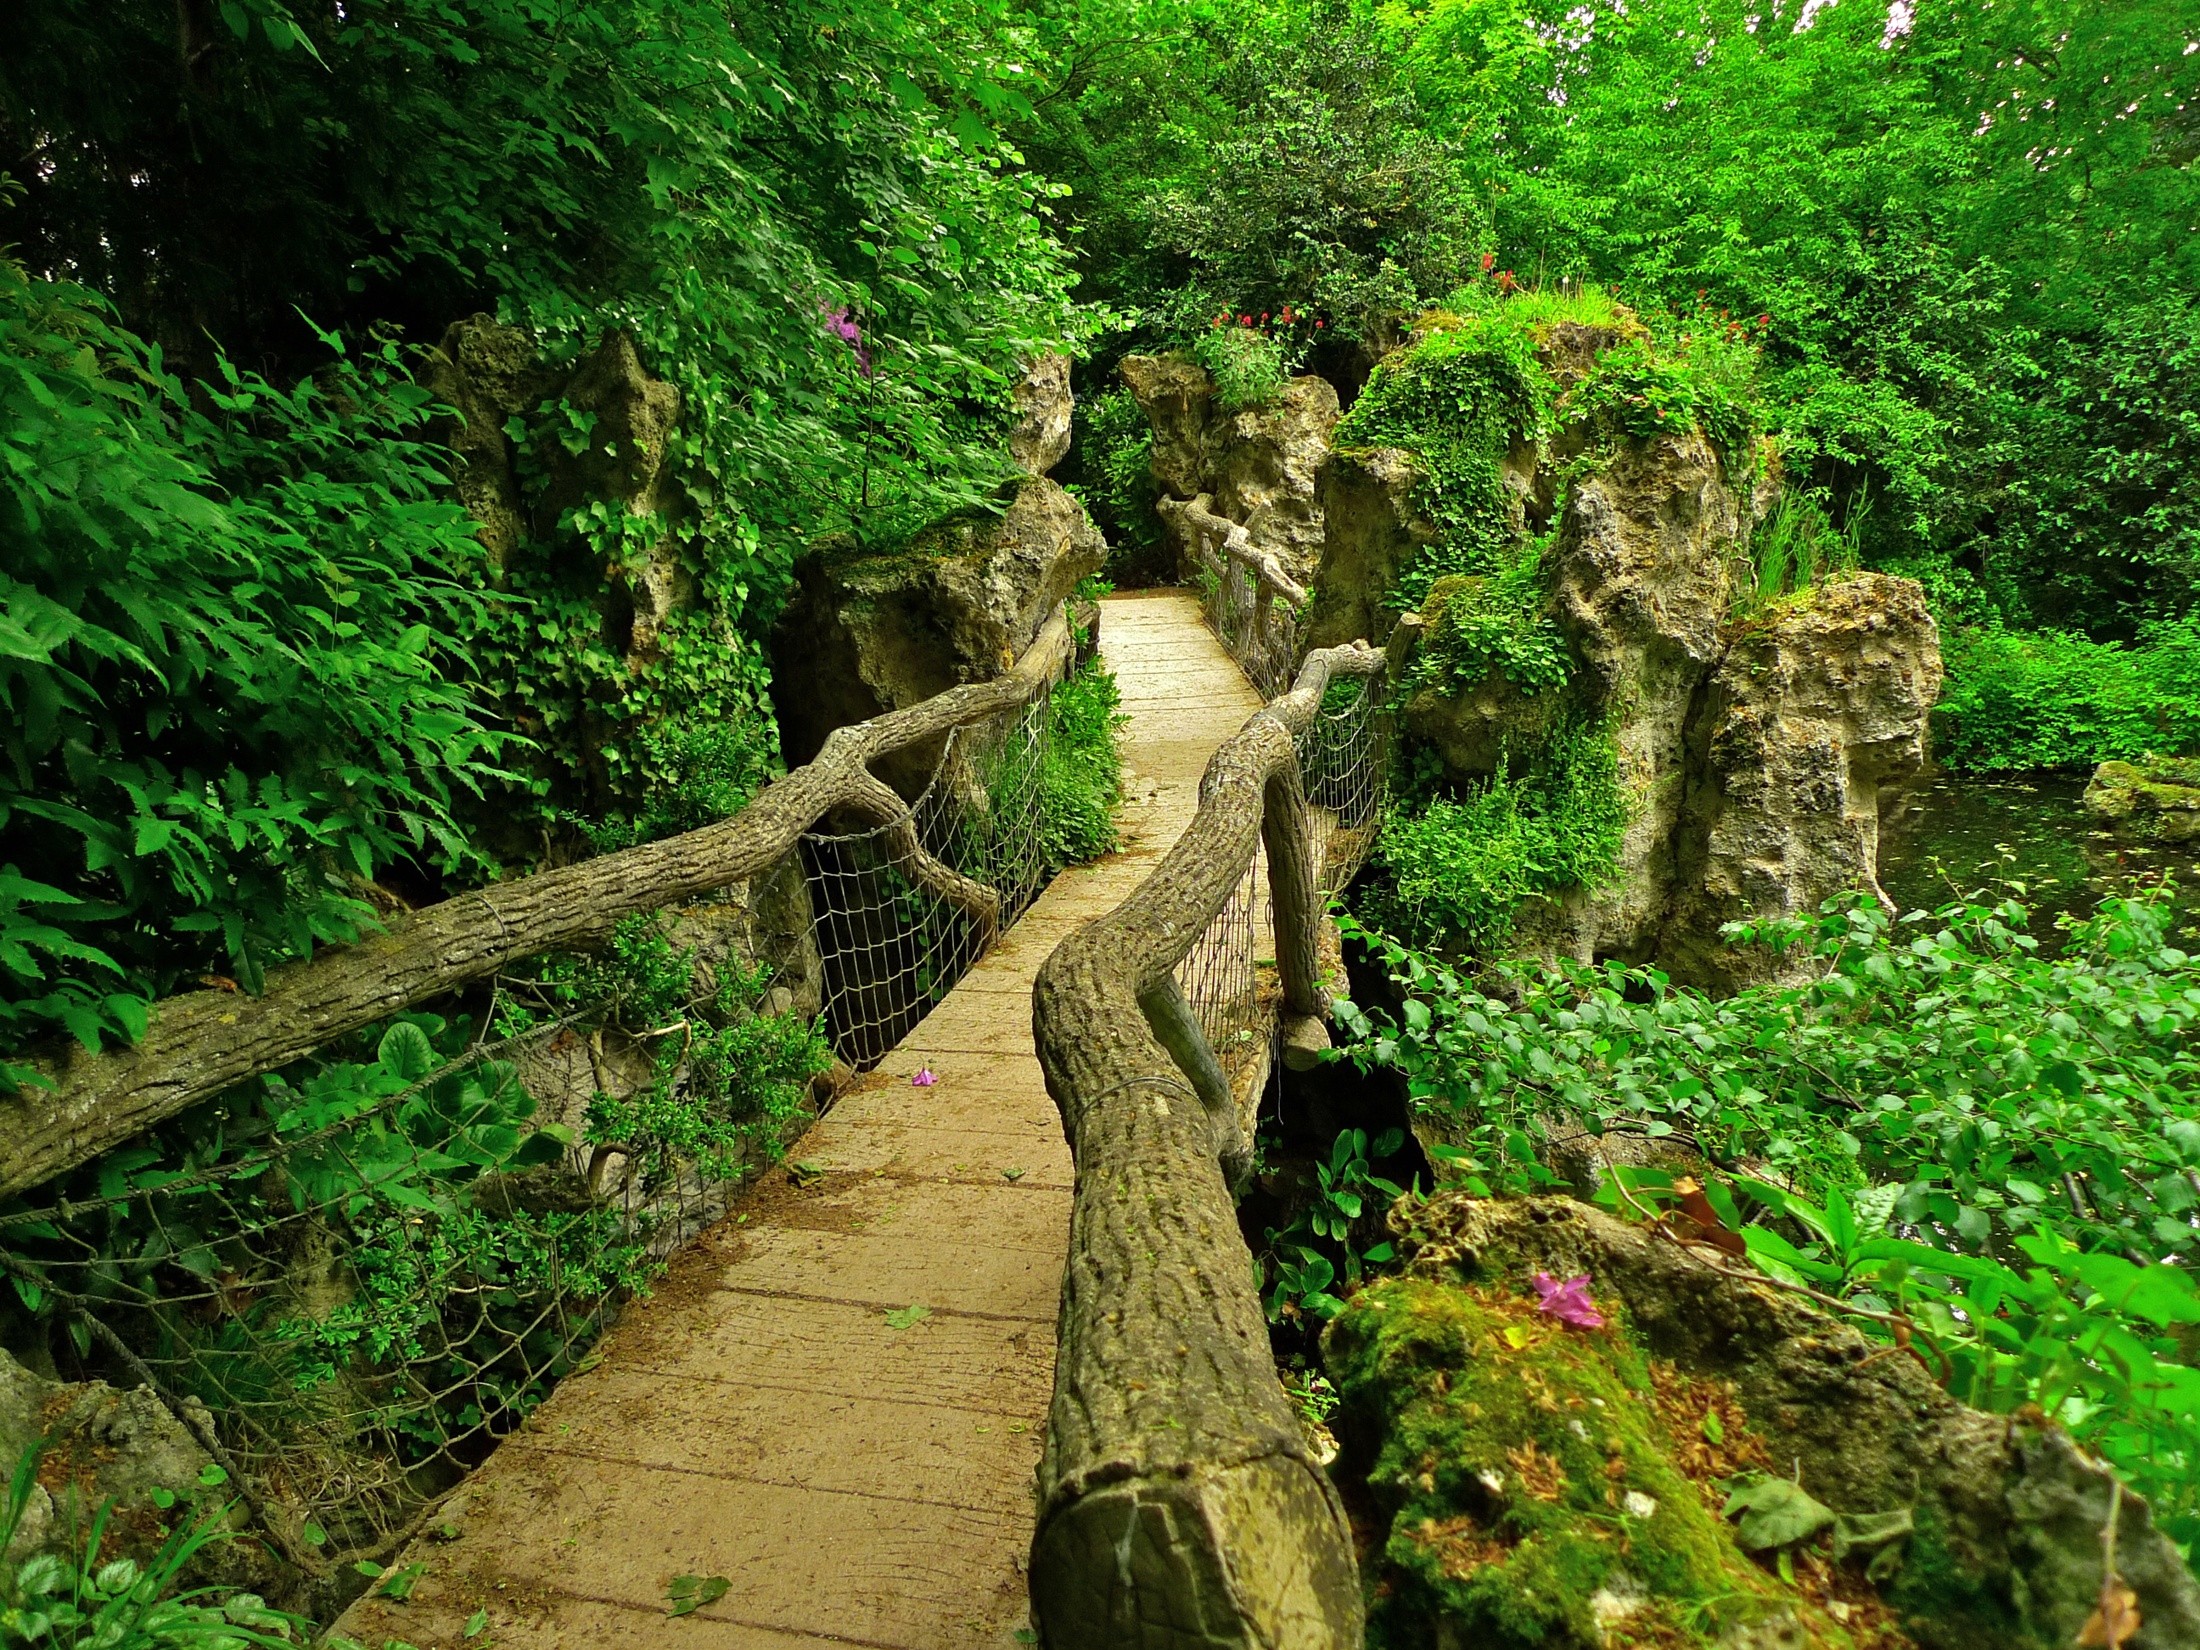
1162;493;1308;699
0;607;1081;1200
1029;639;1386;1649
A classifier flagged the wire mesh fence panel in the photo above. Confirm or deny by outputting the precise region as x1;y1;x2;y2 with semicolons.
0;654;1072;1591
0;994;746;1574
803;677;1053;1071
1199;551;1300;701
1170;666;1388;1103
1297;672;1388;898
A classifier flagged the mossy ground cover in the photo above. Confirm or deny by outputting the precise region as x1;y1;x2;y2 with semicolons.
1327;1275;1910;1650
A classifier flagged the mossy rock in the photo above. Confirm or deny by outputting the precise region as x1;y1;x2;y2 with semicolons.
2084;758;2200;843
1328;1275;1899;1649
1325;1195;2200;1650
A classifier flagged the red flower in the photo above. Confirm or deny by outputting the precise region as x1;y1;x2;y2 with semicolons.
1758;313;1771;326
1496;270;1518;294
1240;314;1252;325
1315;319;1324;328
1481;252;1497;272
1261;312;1270;324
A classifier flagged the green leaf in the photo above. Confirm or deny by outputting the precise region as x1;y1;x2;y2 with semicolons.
1722;1472;1836;1551
465;1608;490;1638
884;1303;931;1330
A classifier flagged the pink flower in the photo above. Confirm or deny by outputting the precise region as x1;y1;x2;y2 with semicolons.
912;1067;938;1087
1533;1272;1605;1329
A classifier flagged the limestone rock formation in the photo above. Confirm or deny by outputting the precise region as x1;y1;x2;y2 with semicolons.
1;1349;221;1565
1328;1193;2200;1650
1119;353;1341;581
1661;575;1944;988
769;477;1105;785
1010;352;1074;476
1302;444;1437;654
425;316;688;666
2084;757;2200;843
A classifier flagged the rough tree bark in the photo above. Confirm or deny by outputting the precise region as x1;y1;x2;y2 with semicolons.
1029;641;1381;1650
1;611;1076;1200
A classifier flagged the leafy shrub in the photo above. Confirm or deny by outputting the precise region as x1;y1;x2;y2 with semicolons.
1569;329;1760;458
1072;388;1165;578
1331;318;1550;609
1032;660;1127;870
1409;545;1570;696
1194;326;1291;413
1334;889;2200;1538
0;268;508;1084
1934;617;2200;772
1360;715;1627;953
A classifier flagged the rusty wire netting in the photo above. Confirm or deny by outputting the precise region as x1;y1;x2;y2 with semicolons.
0;664;1068;1583
1175;669;1388;1085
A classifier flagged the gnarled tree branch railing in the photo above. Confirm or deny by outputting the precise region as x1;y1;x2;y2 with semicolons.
1029;639;1385;1650
1162;492;1309;699
0;608;1081;1200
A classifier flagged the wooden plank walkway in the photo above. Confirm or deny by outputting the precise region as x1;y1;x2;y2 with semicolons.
333;591;1262;1650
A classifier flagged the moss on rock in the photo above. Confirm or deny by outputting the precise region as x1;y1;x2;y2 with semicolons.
2083;757;2200;843
1327;1273;1896;1649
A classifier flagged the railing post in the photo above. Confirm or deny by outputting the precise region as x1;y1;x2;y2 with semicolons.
1261;739;1332;1071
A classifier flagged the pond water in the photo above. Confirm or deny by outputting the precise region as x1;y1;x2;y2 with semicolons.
1878;769;2200;949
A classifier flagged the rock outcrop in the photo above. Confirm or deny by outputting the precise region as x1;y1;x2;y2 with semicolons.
1328;1193;2200;1650
0;1349;243;1574
1660;575;1944;987
426;316;688;666
2084;757;2200;843
1303;312;1939;985
1120;353;1340;582
768;477;1104;787
1009;352;1074;477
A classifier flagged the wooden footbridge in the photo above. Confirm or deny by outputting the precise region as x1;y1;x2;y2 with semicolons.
6;566;1384;1647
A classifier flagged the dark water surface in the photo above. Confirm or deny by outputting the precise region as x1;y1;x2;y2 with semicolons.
1879;769;2200;948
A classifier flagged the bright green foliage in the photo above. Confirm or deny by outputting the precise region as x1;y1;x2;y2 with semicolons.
1411;558;1569;697
1933;619;2200;772
1570;327;1761;460
1193;326;1291;413
1363;715;1628;952
0;267;507;1082
502;916;832;1187
1330;318;1550;607
1031;659;1128;871
1326;1276;1842;1648
1069;389;1165;577
1262;1127;1406;1323
1008;0;1484;339
1732;489;1864;621
1333;888;2200;1536
0;1451;302;1648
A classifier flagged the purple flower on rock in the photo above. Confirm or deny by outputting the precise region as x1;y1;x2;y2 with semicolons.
912;1067;937;1087
1532;1272;1605;1330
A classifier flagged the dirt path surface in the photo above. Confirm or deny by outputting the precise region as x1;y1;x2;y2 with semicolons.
332;592;1260;1650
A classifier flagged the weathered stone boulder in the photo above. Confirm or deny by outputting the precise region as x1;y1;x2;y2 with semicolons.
1302;445;1437;653
1660;575;1944;988
2083;757;2200;843
1010;352;1074;477
426;318;689;666
1328;1194;2200;1650
1119;353;1341;581
769;477;1104;785
2;1349;218;1564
